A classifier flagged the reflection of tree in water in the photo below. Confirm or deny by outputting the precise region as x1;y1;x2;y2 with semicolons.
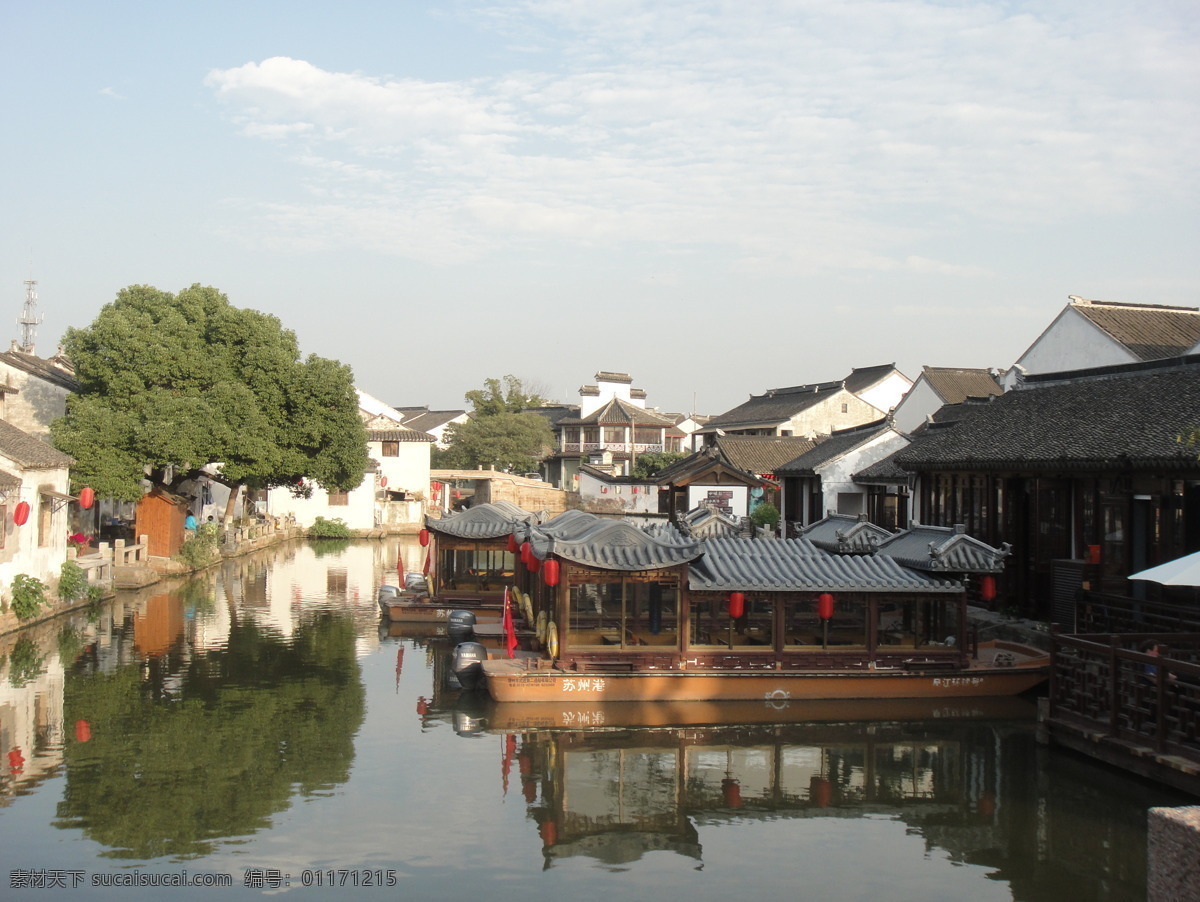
54;611;365;859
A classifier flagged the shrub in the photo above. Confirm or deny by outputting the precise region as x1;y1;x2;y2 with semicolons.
309;517;353;539
58;560;90;601
177;522;221;569
750;501;781;531
9;574;48;620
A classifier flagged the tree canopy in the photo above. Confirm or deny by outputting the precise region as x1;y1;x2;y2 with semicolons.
51;284;368;502
432;411;554;473
463;374;546;416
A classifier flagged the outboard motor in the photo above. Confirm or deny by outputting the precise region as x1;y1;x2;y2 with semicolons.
404;572;427;591
447;609;477;637
378;585;400;599
452;641;489;692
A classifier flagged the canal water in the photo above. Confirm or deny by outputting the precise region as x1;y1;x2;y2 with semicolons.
0;539;1191;901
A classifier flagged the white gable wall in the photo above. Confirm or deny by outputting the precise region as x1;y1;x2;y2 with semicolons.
855;371;912;414
1004;307;1136;388
891;376;946;434
814;431;910;520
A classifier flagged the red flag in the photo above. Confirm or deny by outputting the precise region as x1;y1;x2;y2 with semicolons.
501;733;516;797
502;587;518;659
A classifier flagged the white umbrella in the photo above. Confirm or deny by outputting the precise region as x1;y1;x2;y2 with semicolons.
1128;551;1200;586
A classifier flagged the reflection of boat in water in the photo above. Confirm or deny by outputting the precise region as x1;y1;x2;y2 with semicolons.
495;705;1039;869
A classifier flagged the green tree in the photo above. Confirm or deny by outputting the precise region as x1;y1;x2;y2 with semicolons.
433;411;554;473
51;284;368;512
463;374;546;416
631;450;689;479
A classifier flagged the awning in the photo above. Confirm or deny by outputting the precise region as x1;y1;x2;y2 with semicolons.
40;488;77;512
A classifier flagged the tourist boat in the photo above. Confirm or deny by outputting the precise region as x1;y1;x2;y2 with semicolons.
480;511;1050;703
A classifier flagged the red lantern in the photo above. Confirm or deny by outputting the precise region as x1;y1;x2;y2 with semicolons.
75;720;91;743
78;487;95;509
728;592;745;619
507;533;519;554
980;575;997;602
528;555;541;574
520;541;532;567
419;528;430;547
543;558;560;587
817;593;835;620
13;501;30;526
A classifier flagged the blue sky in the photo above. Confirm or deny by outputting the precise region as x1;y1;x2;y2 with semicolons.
2;1;1197;416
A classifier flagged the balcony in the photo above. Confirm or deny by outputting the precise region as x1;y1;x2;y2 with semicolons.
562;442;665;455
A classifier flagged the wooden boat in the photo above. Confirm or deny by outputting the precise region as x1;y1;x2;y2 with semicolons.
377;593;504;623
480;513;1050;704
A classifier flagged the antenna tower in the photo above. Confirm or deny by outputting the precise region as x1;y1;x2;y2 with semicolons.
18;279;43;353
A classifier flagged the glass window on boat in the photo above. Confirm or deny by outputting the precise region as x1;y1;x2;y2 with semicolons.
566;574;679;649
784;596;866;649
437;543;515;592
689;595;774;649
875;596;959;649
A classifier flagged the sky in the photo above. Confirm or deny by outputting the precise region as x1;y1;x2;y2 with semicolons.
2;1;1197;417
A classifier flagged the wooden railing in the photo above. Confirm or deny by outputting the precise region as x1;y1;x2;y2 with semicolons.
1077;590;1200;633
1049;631;1200;762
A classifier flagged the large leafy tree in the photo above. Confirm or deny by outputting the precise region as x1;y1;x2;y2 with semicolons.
51;284;368;510
433;374;553;472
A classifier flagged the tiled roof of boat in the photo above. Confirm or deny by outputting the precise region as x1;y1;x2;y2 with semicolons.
1072;299;1200;361
920;367;1003;403
0;420;74;468
873;525;1011;573
531;514;704;571
800;513;895;554
896;363;1200;470
689;537;959;593
776;420;890;475
714;435;817;474
702;382;845;431
425;500;537;539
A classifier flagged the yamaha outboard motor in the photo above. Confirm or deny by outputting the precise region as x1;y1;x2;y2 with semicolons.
378;585;400;599
452;641;489;691
448;609;476;637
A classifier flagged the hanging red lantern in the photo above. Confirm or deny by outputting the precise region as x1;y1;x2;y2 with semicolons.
728;591;745;619
980;575;997;602
13;501;30;526
507;533;519;554
75;720;91;743
817;593;835;620
543;558;560;587
419;528;430;547
528;554;541;574
520;541;532;567
78;487;95;509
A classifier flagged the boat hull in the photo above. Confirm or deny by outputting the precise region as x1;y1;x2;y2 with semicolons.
482;658;1048;703
378;598;503;623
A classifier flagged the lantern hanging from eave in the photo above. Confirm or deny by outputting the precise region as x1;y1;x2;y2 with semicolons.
543;558;560;587
520;541;532;567
728;591;745;619
13;501;30;526
78;487;95;509
817;593;835;621
507;532;519;554
419;528;430;547
528;554;541;574
980;575;997;602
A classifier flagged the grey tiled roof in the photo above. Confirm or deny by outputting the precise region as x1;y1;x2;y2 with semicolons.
920;367;1003;403
703;382;845;431
0;420;74;468
1073;300;1200;361
689;537;959;593
843;363;902;395
426;500;537;539
874;525;1011;573
800;513;895;554
0;350;79;392
852;447;912;484
556;397;674;427
369;428;435;443
714;435;817;474
397;409;466;432
776;420;889;475
896;364;1200;470
529;513;704;571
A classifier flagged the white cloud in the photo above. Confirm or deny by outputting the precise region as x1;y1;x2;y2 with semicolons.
202;3;1200;271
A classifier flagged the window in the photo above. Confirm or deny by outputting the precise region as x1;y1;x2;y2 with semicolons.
567;574;678;649
381;441;399;457
328;491;349;506
841;402;849;413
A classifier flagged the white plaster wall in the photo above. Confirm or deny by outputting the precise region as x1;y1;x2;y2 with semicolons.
373;441;431;498
266;479;376;530
0;463;72;600
892;377;945;434
813;431;910;521
787;390;881;437
0;362;71;439
856;371;912;414
1008;307;1135;385
578;470;659;513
